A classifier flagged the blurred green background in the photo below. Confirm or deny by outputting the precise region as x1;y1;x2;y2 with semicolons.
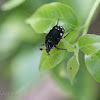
0;0;100;100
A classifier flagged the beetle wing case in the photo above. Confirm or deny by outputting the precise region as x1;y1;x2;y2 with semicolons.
45;25;65;54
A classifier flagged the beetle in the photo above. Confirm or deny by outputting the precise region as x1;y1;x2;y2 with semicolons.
40;20;71;55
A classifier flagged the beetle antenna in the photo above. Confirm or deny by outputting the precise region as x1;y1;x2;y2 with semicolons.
40;48;49;51
56;19;59;26
40;48;45;51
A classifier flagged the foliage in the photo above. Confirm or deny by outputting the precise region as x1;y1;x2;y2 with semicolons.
27;1;100;84
78;34;100;55
0;0;100;100
39;41;67;71
85;51;100;82
27;2;78;33
67;55;79;84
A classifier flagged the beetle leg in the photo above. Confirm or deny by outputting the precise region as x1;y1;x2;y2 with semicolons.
63;30;73;38
63;32;70;38
40;48;48;51
54;46;66;50
40;48;50;55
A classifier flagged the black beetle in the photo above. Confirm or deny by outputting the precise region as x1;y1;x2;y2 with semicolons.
40;20;71;55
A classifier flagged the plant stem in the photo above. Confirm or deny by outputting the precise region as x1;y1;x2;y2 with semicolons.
82;0;100;36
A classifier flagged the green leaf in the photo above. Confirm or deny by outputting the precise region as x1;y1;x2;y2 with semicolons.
74;43;79;65
67;55;79;84
78;34;100;55
1;0;26;11
27;2;78;33
39;41;67;72
63;40;75;52
64;29;81;44
85;51;100;82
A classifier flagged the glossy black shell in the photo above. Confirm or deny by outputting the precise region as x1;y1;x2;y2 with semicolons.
45;25;65;53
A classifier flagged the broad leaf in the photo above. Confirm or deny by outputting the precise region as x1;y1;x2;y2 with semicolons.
67;55;79;84
63;40;75;52
85;51;100;82
64;29;81;44
74;43;79;64
1;0;25;11
78;34;100;55
39;41;67;72
27;2;78;33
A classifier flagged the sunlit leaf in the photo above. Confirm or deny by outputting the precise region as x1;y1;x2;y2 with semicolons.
27;2;78;33
39;41;67;71
51;51;96;100
63;40;75;52
78;34;100;55
85;51;100;82
74;43;79;64
64;29;80;44
67;55;79;84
